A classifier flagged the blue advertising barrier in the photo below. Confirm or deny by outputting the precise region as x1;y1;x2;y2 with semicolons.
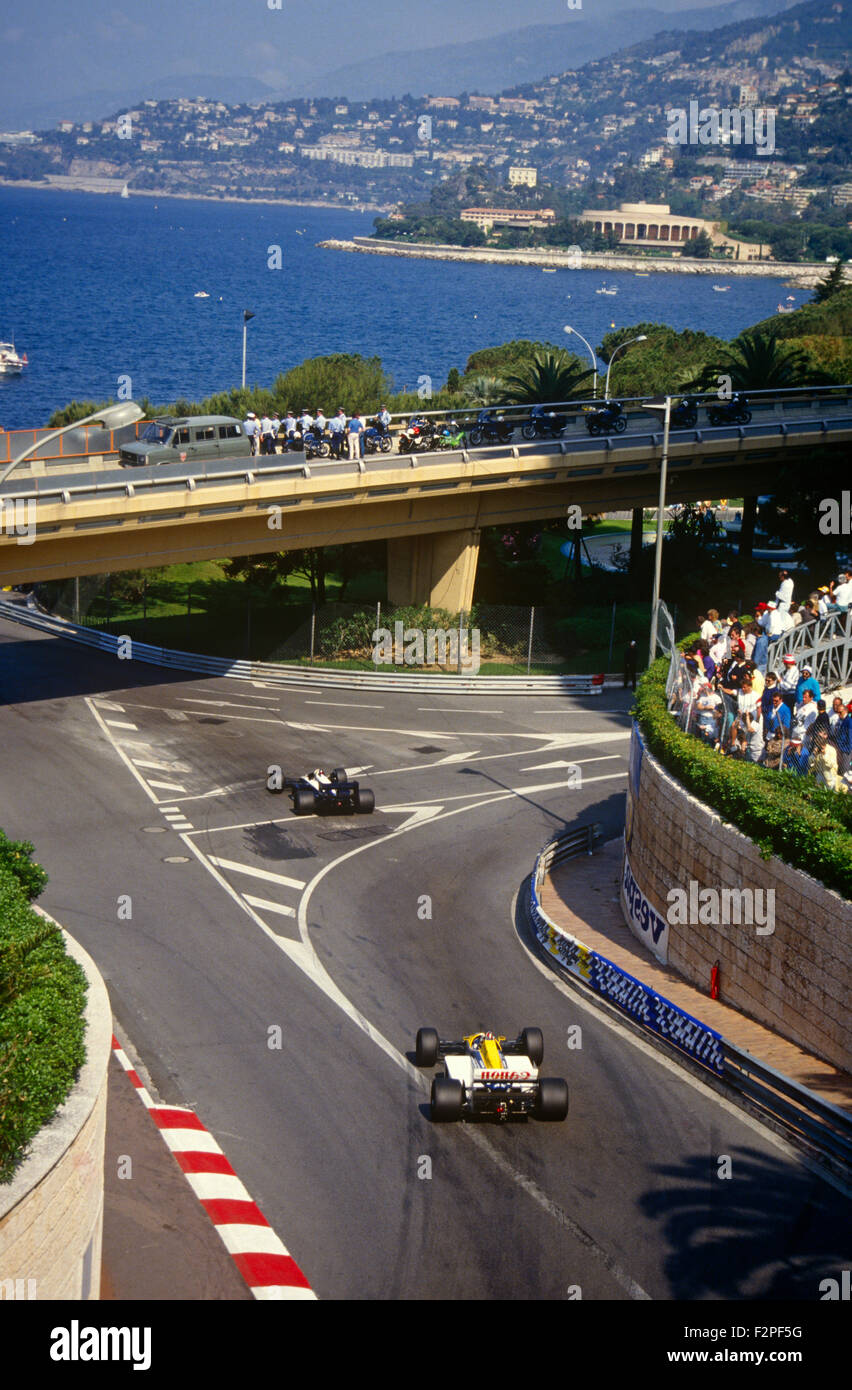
530;836;725;1076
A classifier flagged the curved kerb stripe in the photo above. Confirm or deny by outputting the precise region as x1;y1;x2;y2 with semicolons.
111;1035;316;1300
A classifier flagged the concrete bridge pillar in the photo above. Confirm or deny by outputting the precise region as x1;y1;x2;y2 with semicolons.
387;529;481;612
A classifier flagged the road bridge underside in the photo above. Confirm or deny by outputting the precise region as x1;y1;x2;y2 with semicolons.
0;453;823;608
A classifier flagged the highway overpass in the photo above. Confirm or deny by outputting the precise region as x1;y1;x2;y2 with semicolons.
1;388;849;609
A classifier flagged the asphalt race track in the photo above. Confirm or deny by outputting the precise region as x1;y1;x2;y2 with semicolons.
1;614;848;1301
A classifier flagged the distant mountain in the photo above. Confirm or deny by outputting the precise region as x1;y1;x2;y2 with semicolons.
624;0;852;63
287;0;803;100
0;0;802;130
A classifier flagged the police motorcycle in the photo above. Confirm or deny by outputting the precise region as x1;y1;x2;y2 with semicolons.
364;417;393;454
670;395;699;428
707;392;751;426
397;415;436;454
584;399;627;436
467;409;514;446
302;425;331;459
521;404;569;440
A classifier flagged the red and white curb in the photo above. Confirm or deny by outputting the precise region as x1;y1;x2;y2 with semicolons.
111;1035;316;1300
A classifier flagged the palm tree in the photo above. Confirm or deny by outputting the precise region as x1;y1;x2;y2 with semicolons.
687;330;818;392
460;374;505;407
495;348;593;405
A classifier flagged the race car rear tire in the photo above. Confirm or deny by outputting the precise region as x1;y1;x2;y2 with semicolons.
292;786;316;815
431;1077;463;1122
520;1027;544;1067
415;1027;439;1067
355;788;375;814
535;1077;569;1121
331;767;347;783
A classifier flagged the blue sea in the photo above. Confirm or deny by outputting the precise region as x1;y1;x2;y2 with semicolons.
0;186;798;429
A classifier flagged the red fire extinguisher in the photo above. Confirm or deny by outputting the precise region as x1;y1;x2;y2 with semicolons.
710;960;720;1000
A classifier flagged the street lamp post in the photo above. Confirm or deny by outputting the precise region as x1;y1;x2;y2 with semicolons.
242;310;255;390
0;402;145;489
563;325;598;400
604;334;647;401
645;395;672;667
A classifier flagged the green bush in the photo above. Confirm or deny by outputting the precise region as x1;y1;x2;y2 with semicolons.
0;862;87;1184
0;830;48;902
634;657;852;900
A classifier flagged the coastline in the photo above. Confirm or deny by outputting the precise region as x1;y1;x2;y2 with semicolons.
0;178;387;214
318;236;831;287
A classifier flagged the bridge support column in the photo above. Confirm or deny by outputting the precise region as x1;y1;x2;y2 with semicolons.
387;529;481;612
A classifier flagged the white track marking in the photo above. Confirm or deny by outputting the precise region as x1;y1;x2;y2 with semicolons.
432;749;481;765
418;708;503;714
181;697;280;710
92;699;125;711
147;781;188;794
371;731;630;778
105;719;138;730
381;805;445;831
521;755;622;772
304;701;384;709
243;895;297;918
209;857;306;890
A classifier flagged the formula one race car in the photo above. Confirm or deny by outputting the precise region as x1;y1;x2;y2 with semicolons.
414;1027;569;1122
270;767;375;815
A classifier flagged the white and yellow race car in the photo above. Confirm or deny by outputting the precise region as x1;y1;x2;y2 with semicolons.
415;1027;569;1123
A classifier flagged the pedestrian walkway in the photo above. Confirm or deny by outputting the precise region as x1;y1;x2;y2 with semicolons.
539;838;852;1112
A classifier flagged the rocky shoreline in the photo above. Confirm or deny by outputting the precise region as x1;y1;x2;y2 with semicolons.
318;236;832;287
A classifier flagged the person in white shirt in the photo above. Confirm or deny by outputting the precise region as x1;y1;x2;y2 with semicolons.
329;408;347;458
314;408;327;436
260;414;274;455
694;684;722;744
243;412;260;456
698;613;717;643
775;570;794;612
792;689;818;741
831;570;852;610
778;656;799;711
282;412;297;446
765;603;794;638
816;587;831;617
299;409;314;435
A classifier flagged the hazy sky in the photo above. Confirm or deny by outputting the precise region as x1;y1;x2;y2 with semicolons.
0;0;724;110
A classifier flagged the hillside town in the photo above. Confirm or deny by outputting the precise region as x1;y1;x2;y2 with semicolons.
0;0;850;260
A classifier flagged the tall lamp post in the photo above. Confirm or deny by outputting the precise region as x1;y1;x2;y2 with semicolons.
563;325;598;400
644;395;672;667
604;334;647;400
0;402;144;489
241;310;255;390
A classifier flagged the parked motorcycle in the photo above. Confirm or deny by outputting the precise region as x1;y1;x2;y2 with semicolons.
521;405;568;440
433;419;467;450
397;416;436;454
302;427;331;459
669;396;699;429
468;409;514;447
364;419;393;454
707;392;751;426
585;400;627;436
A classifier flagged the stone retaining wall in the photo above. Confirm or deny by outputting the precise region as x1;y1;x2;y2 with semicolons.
0;926;111;1300
624;726;852;1072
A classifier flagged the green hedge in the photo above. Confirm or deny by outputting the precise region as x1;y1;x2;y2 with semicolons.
0;849;87;1184
634;656;852;901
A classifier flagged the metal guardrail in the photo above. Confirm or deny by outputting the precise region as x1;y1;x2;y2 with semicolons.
769;608;852;692
3;383;851;485
529;825;852;1177
0;597;609;695
3;408;851;508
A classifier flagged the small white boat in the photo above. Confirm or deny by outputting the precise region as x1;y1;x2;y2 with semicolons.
0;341;26;374
120;184;129;199
713;284;731;292
634;272;650;277
193;291;210;299
595;284;618;295
542;268;556;273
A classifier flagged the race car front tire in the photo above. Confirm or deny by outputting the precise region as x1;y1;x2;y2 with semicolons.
534;1077;569;1121
292;786;316;815
415;1027;439;1067
355;788;375;813
431;1077;464;1122
520;1027;544;1067
331;767;348;783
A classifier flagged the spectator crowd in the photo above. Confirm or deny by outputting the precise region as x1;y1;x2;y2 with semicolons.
669;567;852;794
241;407;392;459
